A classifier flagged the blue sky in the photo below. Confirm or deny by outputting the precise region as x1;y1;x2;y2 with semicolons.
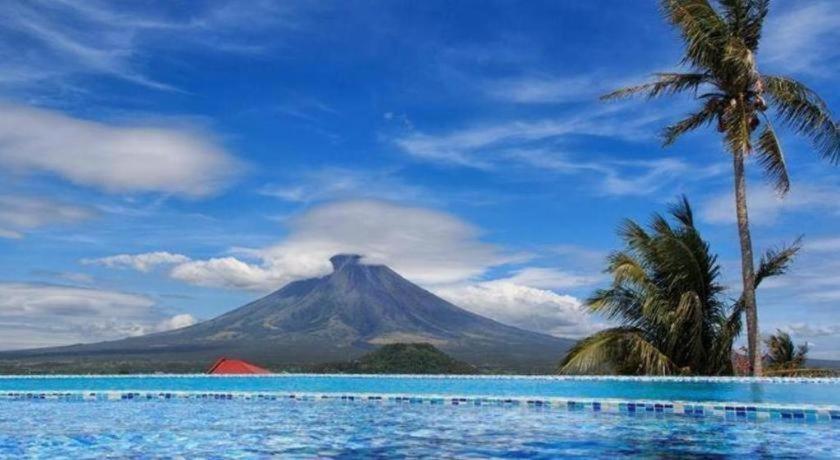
0;1;838;357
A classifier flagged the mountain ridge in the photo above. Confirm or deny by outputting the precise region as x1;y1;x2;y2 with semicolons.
0;254;575;373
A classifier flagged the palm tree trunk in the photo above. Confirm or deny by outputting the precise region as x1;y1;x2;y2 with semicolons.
733;149;762;376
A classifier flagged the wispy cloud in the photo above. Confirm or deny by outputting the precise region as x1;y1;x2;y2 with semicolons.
0;0;309;93
761;1;840;76
0;195;94;238
392;103;664;168
784;322;840;339
499;267;602;290
700;183;840;226
259;168;430;205
482;75;601;104
392;112;724;197
806;237;840;253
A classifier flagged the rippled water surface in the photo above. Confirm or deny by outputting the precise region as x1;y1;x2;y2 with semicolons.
1;398;837;458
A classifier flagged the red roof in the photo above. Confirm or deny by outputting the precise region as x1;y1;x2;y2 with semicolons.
207;357;271;374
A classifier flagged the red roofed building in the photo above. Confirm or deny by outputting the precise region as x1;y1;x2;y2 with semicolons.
207;357;271;374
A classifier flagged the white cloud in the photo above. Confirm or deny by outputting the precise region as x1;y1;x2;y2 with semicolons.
0;282;194;350
700;183;840;225
83;251;191;272
0;104;241;197
171;257;281;291
88;200;521;291
434;281;598;338
165;200;520;291
0;195;94;238
157;313;198;331
762;1;839;76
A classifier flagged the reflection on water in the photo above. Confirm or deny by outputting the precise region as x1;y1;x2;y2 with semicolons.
748;381;765;403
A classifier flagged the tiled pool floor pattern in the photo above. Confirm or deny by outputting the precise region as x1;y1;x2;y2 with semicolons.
3;390;839;423
1;398;836;458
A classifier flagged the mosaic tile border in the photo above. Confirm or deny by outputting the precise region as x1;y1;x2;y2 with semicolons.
1;374;838;384
2;390;838;424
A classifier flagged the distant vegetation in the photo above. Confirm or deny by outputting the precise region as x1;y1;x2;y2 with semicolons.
559;197;799;376
0;344;477;375
760;330;835;377
315;343;478;374
766;330;808;371
0;358;205;375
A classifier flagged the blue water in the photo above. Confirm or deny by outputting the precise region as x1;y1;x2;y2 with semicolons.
1;375;838;405
2;376;838;457
1;398;837;458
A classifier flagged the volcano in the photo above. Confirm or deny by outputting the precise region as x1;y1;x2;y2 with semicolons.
0;255;575;373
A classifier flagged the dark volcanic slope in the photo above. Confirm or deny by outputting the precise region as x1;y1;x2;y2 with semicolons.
0;255;574;373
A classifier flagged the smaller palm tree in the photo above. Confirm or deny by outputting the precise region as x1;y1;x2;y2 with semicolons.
559;196;799;375
765;330;808;371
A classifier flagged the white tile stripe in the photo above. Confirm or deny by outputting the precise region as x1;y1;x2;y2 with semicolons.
3;390;838;423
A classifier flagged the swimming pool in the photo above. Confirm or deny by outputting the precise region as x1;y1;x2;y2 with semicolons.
2;375;838;457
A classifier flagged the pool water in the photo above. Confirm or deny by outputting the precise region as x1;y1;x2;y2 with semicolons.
1;375;837;458
2;375;838;405
2;398;837;458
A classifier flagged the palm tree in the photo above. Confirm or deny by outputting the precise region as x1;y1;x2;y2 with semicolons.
559;197;799;375
602;0;839;375
765;330;808;372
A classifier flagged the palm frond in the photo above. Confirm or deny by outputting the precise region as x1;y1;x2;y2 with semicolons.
559;327;677;375
755;237;802;287
742;0;769;50
587;286;649;327
601;73;709;100
669;291;705;365
668;194;695;228
606;251;650;289
729;237;801;337
719;0;769;50
754;119;790;194
764;75;840;163
662;97;720;145
660;0;728;70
